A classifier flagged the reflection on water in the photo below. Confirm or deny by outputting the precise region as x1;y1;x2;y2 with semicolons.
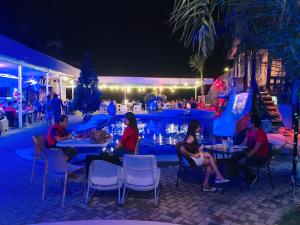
104;118;190;146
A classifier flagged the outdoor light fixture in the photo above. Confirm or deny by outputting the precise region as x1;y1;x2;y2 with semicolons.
26;78;38;85
0;73;18;79
224;67;230;72
97;84;204;91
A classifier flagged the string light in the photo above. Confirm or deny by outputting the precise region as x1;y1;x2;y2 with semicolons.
97;84;202;90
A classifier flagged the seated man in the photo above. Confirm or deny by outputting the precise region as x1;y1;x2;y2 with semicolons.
45;115;76;161
5;102;17;118
238;116;269;187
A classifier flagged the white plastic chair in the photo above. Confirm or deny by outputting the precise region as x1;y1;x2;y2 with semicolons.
122;155;160;206
42;148;84;207
31;135;45;182
86;160;123;204
134;137;142;155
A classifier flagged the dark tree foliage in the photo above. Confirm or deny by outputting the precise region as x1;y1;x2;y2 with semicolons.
74;52;101;114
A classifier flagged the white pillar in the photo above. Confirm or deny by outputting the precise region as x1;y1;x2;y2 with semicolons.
46;72;49;96
71;79;74;99
124;88;127;103
18;65;23;128
59;76;63;99
194;87;197;100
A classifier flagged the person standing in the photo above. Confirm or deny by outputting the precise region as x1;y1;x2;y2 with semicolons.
34;98;43;121
51;94;63;123
45;95;52;125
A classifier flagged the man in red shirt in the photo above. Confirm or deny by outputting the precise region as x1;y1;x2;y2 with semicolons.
45;115;76;161
239;116;269;187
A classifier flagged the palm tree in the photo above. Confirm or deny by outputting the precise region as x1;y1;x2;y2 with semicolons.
170;0;300;185
189;54;205;103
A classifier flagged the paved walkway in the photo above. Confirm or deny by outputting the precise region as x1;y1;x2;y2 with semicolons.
0;116;299;225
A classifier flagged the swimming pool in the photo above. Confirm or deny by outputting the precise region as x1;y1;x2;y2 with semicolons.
101;110;216;155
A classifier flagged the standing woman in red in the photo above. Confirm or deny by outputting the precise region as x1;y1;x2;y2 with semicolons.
113;112;139;157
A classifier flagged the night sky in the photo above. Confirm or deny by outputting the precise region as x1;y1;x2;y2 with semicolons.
0;0;228;78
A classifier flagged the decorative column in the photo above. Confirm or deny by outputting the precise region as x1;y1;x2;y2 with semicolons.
59;75;63;99
46;71;49;96
124;88;127;103
71;79;75;99
18;65;23;128
194;87;197;100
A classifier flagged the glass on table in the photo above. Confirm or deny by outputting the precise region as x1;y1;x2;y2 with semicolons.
71;131;77;141
222;138;228;147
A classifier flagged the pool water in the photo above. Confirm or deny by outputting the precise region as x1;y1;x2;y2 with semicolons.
102;112;214;155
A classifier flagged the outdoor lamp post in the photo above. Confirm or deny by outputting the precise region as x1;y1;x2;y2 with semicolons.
291;80;300;192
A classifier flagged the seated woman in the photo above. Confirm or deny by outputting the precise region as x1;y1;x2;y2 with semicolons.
113;112;139;157
85;112;139;176
180;120;229;192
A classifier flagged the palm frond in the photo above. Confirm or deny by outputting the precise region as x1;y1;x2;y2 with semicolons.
170;0;220;59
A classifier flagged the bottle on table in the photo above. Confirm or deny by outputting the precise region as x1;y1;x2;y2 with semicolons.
228;137;234;153
72;131;76;141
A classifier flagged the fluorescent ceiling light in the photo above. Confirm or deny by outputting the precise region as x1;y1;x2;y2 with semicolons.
0;73;18;79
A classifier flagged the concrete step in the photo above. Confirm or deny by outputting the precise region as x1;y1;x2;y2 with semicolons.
269;113;280;119
262;96;272;100
260;91;269;95
266;105;277;110
267;109;278;113
272;119;283;124
263;101;276;105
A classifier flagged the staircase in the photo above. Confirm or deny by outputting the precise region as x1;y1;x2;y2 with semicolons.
260;91;283;128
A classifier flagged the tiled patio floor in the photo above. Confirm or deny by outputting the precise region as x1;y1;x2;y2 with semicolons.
0;116;299;225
